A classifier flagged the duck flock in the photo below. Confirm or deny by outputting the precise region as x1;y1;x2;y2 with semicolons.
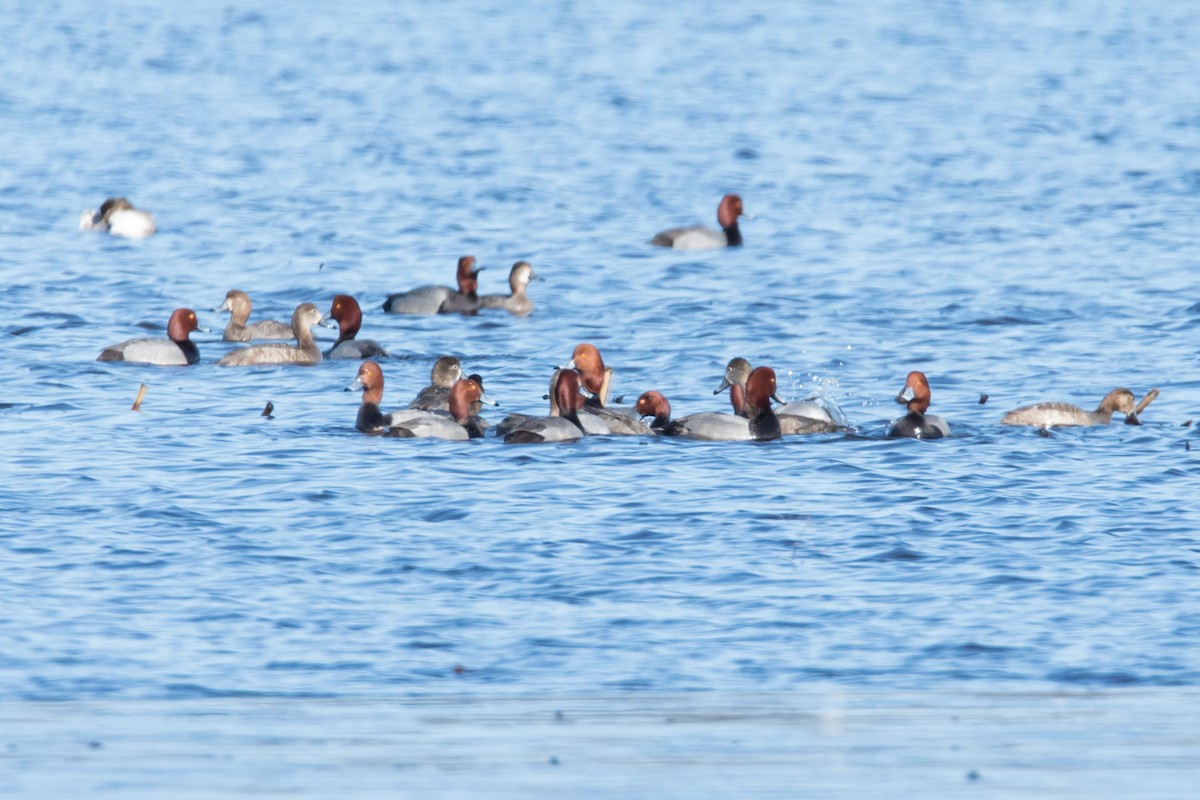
86;194;1159;444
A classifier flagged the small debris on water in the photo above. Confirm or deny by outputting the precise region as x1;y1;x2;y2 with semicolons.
978;393;988;405
966;769;980;781
261;401;274;418
131;383;147;411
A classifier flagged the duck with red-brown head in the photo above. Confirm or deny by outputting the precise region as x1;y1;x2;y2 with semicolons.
97;308;205;366
382;255;482;315
888;371;950;439
326;294;388;359
568;343;609;403
650;193;745;250
743;366;783;441
563;343;653;433
636;389;753;441
505;369;609;443
346;361;392;432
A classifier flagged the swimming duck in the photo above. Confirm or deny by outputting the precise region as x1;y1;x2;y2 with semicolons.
567;343;614;407
325;294;388;359
1000;388;1142;428
408;356;465;411
97;308;202;366
216;303;332;366
212;290;294;342
381;256;482;315
479;261;538;316
888;371;950;439
636;390;750;440
561;342;651;433
638;366;782;441
347;361;491;439
650;193;744;250
504;369;608;443
79;197;157;239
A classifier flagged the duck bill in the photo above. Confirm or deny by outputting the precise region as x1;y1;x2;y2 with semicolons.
344;377;364;392
1124;411;1141;426
479;392;498;407
895;385;915;405
713;376;732;394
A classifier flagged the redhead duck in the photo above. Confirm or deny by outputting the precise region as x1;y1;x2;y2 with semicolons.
567;343;613;407
479;261;538;316
381;256;481;315
212;290;293;342
1000;388;1146;428
715;357;842;434
325;294;388;359
216;303;331;366
347;361;491;439
563;343;650;433
636;390;750;440
638;367;782;441
409;356;464;411
888;371;950;439
97;308;202;366
650;194;744;250
504;369;608;443
79;197;157;239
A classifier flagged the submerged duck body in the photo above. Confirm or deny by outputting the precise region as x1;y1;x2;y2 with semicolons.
888;371;950;439
216;303;330;367
479;261;537;316
382;256;481;315
97;308;202;366
213;290;293;342
325;294;388;359
650;193;744;250
1000;388;1140;428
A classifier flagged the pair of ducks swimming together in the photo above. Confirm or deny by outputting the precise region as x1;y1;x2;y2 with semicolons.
381;258;538;316
97;293;386;367
80;194;748;251
345;345;1154;444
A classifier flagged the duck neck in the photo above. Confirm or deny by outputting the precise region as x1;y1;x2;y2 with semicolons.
356;402;389;432
177;340;200;365
722;222;742;246
729;384;747;416
749;406;780;441
294;322;317;351
334;312;361;346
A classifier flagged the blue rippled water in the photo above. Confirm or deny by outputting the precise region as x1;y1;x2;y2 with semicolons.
2;0;1199;795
